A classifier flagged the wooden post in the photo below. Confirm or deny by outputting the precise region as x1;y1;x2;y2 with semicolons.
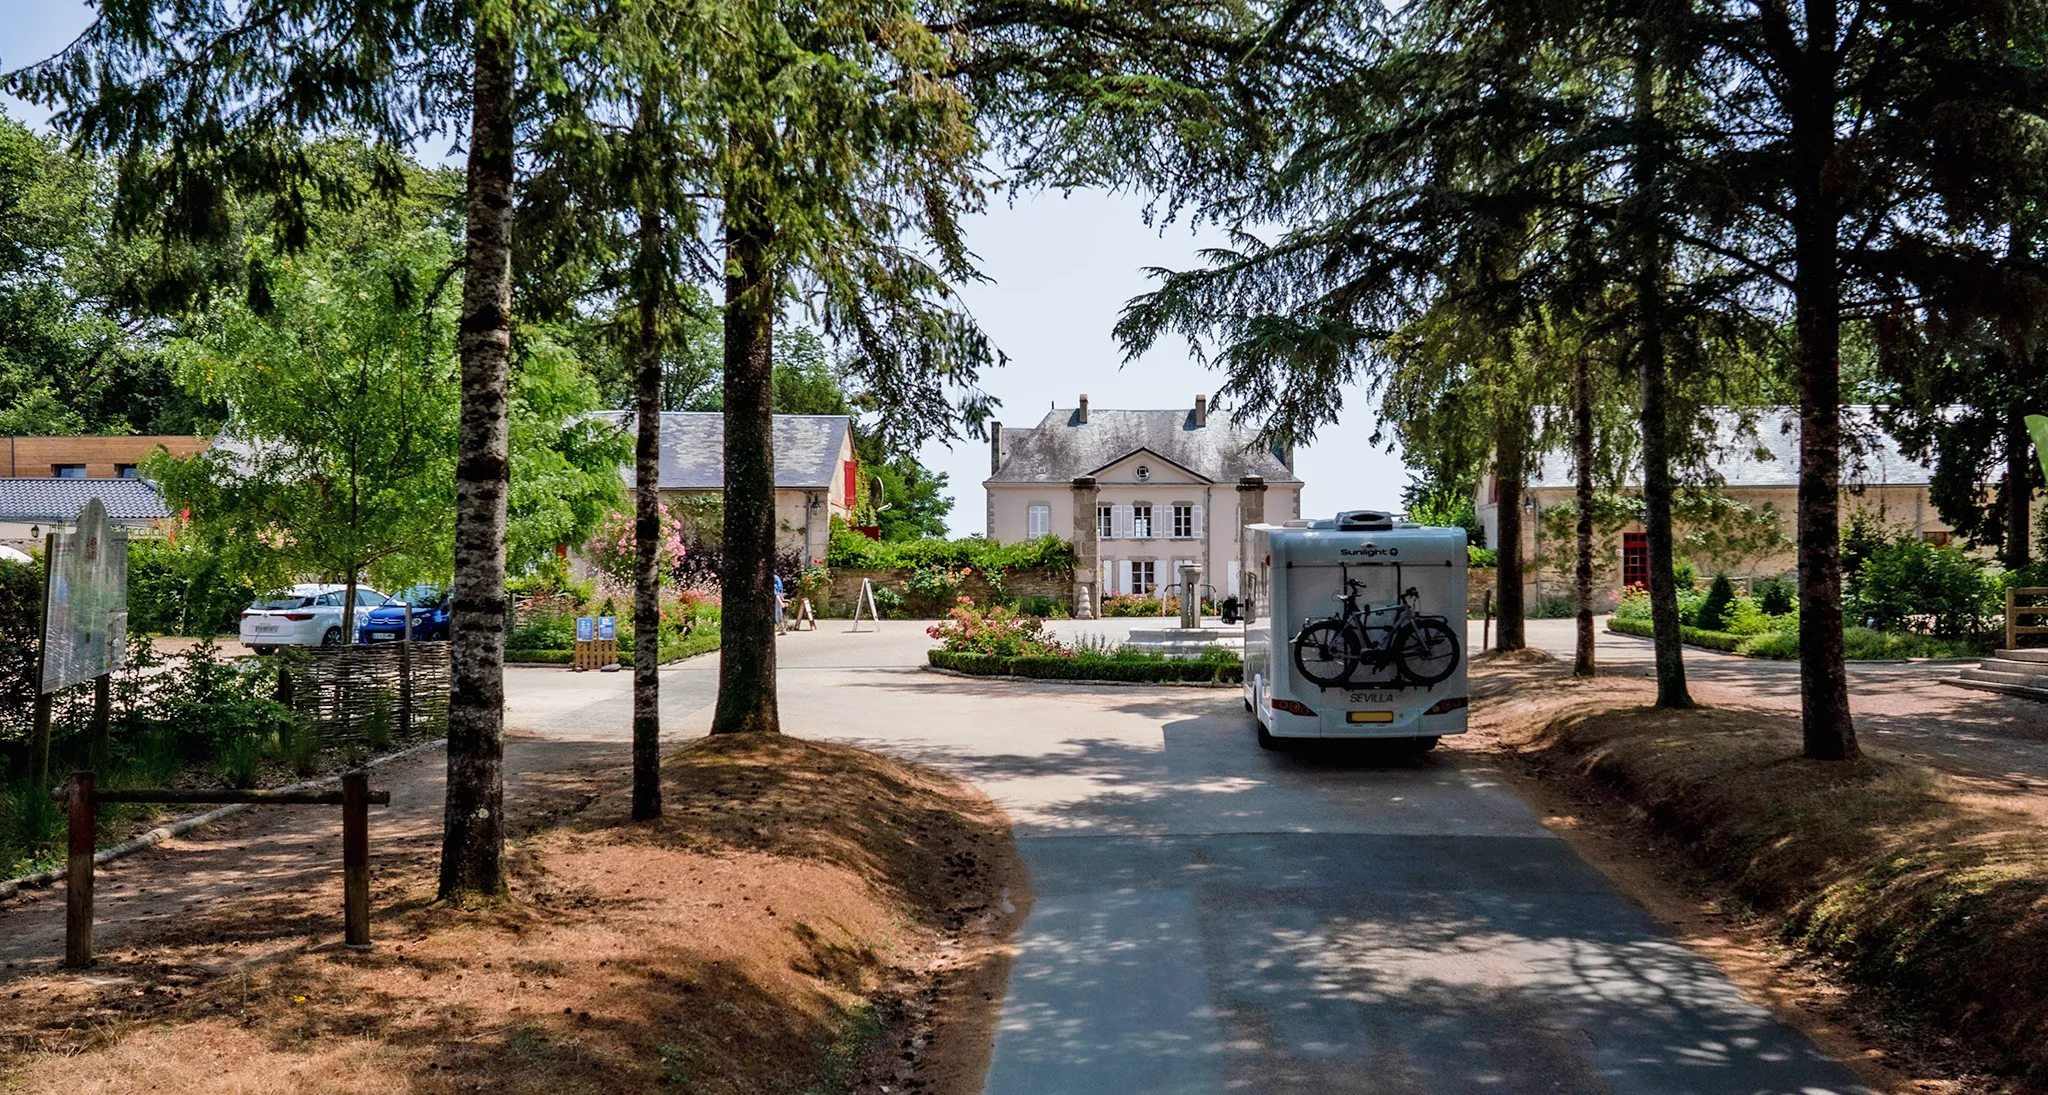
64;771;95;968
89;673;111;772
398;605;413;740
2009;586;2019;652
1483;589;1494;653
342;771;370;948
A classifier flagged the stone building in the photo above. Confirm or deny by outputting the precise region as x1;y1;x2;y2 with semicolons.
984;395;1302;612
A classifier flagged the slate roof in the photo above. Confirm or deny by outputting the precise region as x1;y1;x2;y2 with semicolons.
0;478;171;522
591;412;853;490
988;407;1301;485
1526;407;1937;490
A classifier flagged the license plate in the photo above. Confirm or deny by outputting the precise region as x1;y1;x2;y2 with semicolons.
368;633;396;641
253;624;279;634
1347;711;1394;724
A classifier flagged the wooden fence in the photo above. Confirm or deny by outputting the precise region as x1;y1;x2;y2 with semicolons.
278;642;450;746
2009;587;2048;650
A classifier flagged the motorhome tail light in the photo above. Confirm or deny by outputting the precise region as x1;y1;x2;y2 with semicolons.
282;612;316;622
1270;698;1316;717
1424;696;1469;715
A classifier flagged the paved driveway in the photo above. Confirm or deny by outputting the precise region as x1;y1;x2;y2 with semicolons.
668;621;1872;1095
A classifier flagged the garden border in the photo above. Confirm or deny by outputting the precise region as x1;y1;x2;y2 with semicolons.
0;736;446;903
922;665;1238;689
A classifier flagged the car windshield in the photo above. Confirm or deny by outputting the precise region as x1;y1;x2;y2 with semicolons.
254;595;314;610
382;584;444;607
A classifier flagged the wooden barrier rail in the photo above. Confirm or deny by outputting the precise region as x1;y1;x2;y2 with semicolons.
53;771;390;968
2009;587;2048;651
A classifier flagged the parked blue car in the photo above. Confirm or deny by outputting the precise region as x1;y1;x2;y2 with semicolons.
356;584;452;643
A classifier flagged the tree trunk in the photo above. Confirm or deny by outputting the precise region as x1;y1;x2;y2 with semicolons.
2007;411;2032;570
342;573;358;643
1790;14;1857;761
1494;418;1526;652
711;200;781;736
438;20;516;900
1574;350;1596;677
1632;21;1691;709
631;183;665;819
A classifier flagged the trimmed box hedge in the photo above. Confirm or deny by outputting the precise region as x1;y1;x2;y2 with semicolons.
1607;615;1746;652
928;648;1243;684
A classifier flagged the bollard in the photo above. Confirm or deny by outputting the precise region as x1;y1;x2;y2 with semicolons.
342;772;370;948
64;771;95;968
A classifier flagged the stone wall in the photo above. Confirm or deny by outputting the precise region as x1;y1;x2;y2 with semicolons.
1468;567;1497;615
822;566;1073;616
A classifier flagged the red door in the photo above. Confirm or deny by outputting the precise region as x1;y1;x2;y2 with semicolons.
1622;532;1649;589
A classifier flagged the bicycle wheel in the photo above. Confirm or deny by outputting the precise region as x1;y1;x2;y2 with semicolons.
1396;618;1460;686
1293;619;1357;687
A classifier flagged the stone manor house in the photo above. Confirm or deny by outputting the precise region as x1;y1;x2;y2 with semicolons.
984;395;1302;610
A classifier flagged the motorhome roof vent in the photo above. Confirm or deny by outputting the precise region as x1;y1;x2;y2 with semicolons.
1333;510;1396;530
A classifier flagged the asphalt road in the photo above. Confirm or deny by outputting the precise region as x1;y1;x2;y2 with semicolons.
667;621;1874;1095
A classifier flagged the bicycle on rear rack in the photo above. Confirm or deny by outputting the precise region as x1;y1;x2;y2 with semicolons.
1292;579;1461;688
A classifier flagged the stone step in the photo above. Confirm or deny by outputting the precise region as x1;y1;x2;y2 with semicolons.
1995;648;2048;664
1978;658;2048;679
1959;667;2048;688
1946;677;2048;702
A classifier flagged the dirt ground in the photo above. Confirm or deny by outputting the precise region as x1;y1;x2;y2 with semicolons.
1458;648;2048;1095
0;734;1024;1095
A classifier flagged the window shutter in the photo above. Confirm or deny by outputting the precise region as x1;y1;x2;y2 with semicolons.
1113;505;1132;539
1191;504;1204;539
1228;559;1242;596
1117;559;1133;596
1100;558;1114;594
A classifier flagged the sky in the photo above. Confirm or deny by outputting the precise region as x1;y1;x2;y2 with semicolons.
1;3;1411;536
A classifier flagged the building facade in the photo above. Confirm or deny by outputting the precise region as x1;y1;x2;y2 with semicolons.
1473;407;1994;610
596;412;860;565
1;435;211;480
985;395;1302;611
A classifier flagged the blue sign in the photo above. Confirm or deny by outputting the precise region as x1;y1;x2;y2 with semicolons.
576;616;595;642
597;616;616;641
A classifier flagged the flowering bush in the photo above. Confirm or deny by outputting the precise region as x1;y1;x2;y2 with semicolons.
926;597;1067;657
586;502;687;590
905;565;970;601
1101;593;1170;617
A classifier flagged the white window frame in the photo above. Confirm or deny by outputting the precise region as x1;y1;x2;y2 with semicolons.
1027;502;1051;538
1131;559;1157;595
1172;503;1193;539
1131;503;1153;540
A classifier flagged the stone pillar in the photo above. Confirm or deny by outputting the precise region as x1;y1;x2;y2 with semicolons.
1071;475;1099;619
1237;475;1267;622
1179;564;1202;628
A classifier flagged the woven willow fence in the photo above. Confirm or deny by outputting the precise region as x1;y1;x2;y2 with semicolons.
277;642;450;747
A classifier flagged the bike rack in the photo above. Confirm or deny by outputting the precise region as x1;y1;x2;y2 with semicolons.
1286;559;1458;690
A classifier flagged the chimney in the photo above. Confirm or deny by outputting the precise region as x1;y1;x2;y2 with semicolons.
1193;395;1208;427
990;421;1004;474
1076;394;1089;425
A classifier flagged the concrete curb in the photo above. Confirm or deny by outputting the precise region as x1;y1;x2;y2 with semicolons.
921;664;1239;689
0;737;447;904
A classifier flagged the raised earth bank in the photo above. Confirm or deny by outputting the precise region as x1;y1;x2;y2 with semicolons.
1467;651;2048;1092
0;734;1024;1095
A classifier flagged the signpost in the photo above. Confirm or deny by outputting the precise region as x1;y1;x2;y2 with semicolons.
573;615;618;670
31;498;127;786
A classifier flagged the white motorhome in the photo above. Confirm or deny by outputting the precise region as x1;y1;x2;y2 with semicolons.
1242;511;1469;750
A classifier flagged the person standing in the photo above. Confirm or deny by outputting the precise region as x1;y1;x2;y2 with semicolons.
773;571;786;636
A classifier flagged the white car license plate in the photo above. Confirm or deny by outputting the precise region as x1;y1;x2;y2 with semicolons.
253;624;280;634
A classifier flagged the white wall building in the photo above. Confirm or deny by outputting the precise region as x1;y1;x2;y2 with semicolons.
984;395;1302;606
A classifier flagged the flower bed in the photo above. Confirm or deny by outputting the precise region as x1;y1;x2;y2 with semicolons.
928;649;1242;684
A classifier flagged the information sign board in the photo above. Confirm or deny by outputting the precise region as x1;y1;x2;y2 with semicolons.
597;616;616;641
576;616;595;643
40;498;128;693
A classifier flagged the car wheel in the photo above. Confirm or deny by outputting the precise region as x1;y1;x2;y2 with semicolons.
322;627;343;646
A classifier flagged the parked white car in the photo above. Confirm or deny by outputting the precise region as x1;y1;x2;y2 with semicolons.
239;584;387;654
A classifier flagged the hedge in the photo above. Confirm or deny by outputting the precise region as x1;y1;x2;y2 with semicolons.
928;648;1243;684
1607;615;1745;652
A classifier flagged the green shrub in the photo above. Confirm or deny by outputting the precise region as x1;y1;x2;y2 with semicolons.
1675;586;1708;626
275;718;323;777
1672;560;1698;590
1530;594;1576;619
1697;574;1737;631
904;565;967;601
1848;535;1998;636
1755;575;1797;616
1102;593;1168;617
869;585;907;617
1468;546;1499;567
928;648;1243;684
217;734;265;789
126;534;263;637
1736;630;1801;658
1613;585;1652;622
827;525;1076;572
